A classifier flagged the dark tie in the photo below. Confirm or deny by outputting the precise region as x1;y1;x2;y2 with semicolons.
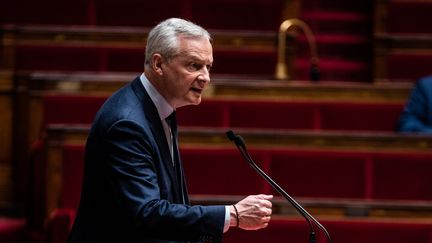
165;111;185;204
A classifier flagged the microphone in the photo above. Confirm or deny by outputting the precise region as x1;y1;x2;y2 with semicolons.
226;130;332;243
310;63;320;82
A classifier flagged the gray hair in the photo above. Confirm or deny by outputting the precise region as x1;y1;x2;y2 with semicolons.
144;18;211;68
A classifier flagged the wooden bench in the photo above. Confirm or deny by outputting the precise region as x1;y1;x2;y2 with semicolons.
36;125;432;219
13;70;412;158
1;0;290;30
37;94;405;132
0;25;278;76
32;125;432;242
225;217;432;243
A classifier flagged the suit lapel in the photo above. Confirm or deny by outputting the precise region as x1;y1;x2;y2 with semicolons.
178;154;190;205
131;78;179;198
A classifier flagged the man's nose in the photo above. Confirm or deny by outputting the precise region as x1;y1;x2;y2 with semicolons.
199;68;211;83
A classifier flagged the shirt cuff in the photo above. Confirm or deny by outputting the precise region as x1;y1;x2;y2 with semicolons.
223;206;230;232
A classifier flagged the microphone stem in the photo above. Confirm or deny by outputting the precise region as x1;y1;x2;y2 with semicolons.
237;145;332;243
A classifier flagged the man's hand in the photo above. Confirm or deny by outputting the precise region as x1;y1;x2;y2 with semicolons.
230;194;273;230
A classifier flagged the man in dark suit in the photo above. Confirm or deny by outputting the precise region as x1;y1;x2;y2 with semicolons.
396;75;432;133
68;18;273;243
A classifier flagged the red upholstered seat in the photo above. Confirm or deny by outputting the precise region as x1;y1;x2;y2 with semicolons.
225;217;432;243
46;208;76;243
319;102;404;131
229;100;319;130
224;218;309;243
181;147;270;195
372;152;432;201
15;46;144;72
296;57;371;82
301;0;372;13
0;218;26;243
0;0;89;25
27;143;84;234
180;99;320;130
42;94;106;126
212;49;276;77
35;145;432;220
33;145;432;243
181;99;403;131
14;44;278;76
324;219;432;243
300;11;371;35
16;46;106;72
182;146;432;201
177;100;229;127
27;141;47;229
270;150;368;199
60;146;85;210
94;0;182;27
388;53;432;81
189;0;284;30
14;45;275;77
41;95;405;132
104;48;144;72
387;1;432;34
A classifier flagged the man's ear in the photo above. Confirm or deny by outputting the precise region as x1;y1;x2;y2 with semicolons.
152;54;164;75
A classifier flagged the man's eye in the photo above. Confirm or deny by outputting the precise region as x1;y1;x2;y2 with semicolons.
188;63;211;72
190;63;201;70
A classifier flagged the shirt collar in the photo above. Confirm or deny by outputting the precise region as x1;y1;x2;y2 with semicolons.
140;73;174;121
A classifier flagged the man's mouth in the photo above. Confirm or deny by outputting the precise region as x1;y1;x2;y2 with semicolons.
190;87;203;94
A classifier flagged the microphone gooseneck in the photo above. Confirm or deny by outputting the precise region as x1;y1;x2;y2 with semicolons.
226;130;332;243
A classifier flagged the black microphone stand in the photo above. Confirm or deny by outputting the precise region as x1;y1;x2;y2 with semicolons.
226;130;332;243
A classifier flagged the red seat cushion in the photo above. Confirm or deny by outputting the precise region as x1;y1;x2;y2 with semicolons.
270;150;368;199
372;152;432;201
320;102;404;131
181;147;270;195
60;145;85;210
229;100;319;130
388;2;432;34
42;95;106;126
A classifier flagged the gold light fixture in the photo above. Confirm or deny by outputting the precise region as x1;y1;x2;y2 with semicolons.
275;18;319;81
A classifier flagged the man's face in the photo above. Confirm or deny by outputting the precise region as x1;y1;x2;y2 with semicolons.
160;36;213;108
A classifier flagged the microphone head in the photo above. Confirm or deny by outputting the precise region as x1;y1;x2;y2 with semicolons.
226;130;245;147
226;130;236;141
236;135;246;147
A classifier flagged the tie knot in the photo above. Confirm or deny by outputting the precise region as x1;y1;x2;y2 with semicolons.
165;111;176;124
165;111;177;125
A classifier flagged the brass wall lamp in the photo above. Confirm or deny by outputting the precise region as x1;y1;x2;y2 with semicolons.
275;18;319;81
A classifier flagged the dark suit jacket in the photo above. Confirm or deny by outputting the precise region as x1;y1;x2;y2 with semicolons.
68;76;225;243
396;75;432;133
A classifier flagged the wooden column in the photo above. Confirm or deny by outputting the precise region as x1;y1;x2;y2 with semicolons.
0;71;14;206
373;0;390;82
282;0;301;20
0;21;18;209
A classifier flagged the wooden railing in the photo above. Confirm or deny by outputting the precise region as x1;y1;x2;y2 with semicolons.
36;124;432;223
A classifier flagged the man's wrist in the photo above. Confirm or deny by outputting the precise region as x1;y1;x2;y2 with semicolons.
230;205;239;227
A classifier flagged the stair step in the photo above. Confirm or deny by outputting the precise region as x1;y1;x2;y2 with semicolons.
300;10;372;35
296;58;366;71
387;1;432;34
301;1;373;13
295;34;371;59
295;58;370;81
314;34;368;44
302;11;369;22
